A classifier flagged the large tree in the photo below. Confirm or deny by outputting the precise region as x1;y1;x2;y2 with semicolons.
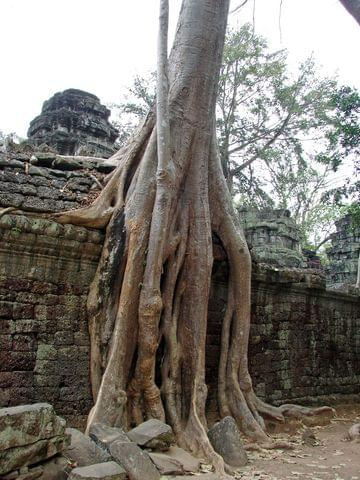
53;0;331;475
339;0;360;24
112;27;359;249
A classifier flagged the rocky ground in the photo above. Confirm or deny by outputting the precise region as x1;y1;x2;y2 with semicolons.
235;404;360;480
1;403;359;479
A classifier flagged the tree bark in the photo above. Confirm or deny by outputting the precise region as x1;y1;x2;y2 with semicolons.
339;0;360;25
53;0;334;475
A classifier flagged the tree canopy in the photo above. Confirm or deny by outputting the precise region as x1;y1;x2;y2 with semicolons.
112;24;360;248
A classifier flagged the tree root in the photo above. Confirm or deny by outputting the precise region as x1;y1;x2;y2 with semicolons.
277;404;335;419
347;422;360;441
44;2;337;477
245;440;295;451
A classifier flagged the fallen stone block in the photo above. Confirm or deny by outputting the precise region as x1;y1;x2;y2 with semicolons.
163;446;201;473
89;423;129;451
0;403;66;451
40;455;72;480
207;416;247;468
0;435;69;475
126;419;174;451
166;475;221;480
66;428;111;467
109;440;160;480
68;461;127;480
2;466;43;480
148;451;184;475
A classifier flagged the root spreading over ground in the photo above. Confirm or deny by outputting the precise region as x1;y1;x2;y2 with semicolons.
49;0;334;476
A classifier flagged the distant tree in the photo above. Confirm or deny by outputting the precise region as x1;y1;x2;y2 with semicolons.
217;27;359;201
113;25;359;249
110;73;156;147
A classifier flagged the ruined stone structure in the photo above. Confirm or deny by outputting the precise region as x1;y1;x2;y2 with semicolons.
0;152;359;426
327;214;360;287
238;208;307;268
0;151;111;213
206;263;359;420
27;89;118;158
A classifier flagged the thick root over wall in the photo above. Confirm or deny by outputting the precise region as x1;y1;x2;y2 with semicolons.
53;0;334;476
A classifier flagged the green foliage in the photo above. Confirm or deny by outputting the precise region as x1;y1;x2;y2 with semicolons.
346;202;360;230
216;25;359;246
110;72;156;147
109;25;359;249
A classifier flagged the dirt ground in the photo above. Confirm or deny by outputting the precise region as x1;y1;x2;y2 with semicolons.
233;404;360;480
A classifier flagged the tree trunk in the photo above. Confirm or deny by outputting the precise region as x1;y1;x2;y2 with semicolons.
339;0;360;25
54;0;333;475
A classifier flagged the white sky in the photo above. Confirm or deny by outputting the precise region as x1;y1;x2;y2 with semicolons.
1;0;359;138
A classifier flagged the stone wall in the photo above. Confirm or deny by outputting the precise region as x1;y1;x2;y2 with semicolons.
327;214;360;286
0;151;111;213
206;262;360;419
0;154;359;426
0;214;103;428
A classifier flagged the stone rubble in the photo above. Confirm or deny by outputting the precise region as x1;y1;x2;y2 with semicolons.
161;445;202;473
126;418;175;451
109;440;160;480
66;427;112;466
89;423;130;451
148;451;184;475
0;403;69;476
68;462;127;480
207;416;248;468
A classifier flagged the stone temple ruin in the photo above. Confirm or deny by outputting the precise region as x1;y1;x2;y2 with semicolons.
27;89;119;158
327;214;360;288
0;91;359;478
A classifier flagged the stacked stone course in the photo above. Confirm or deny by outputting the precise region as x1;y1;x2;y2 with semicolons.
27;89;118;158
238;208;307;268
206;262;360;420
0;214;103;427
0;151;112;213
0;150;359;426
327;214;360;287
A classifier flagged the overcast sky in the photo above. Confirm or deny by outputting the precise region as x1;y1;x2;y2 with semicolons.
1;0;359;138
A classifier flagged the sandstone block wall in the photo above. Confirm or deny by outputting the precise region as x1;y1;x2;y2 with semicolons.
327;214;360;286
0;215;103;427
0;153;359;425
206;263;360;418
0;152;110;213
249;270;360;404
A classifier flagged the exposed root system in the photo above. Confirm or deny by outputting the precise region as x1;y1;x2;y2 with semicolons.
50;0;334;475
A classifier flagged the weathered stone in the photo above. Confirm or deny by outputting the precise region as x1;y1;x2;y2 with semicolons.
127;419;174;451
40;455;71;480
207;417;247;468
27;89;118;158
68;462;126;480
148;452;184;475
168;475;221;480
238;208;308;268
327;214;360;286
109;440;160;480
3;465;43;480
66;428;111;467
0;435;69;475
162;446;201;473
89;423;129;451
0;403;66;451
